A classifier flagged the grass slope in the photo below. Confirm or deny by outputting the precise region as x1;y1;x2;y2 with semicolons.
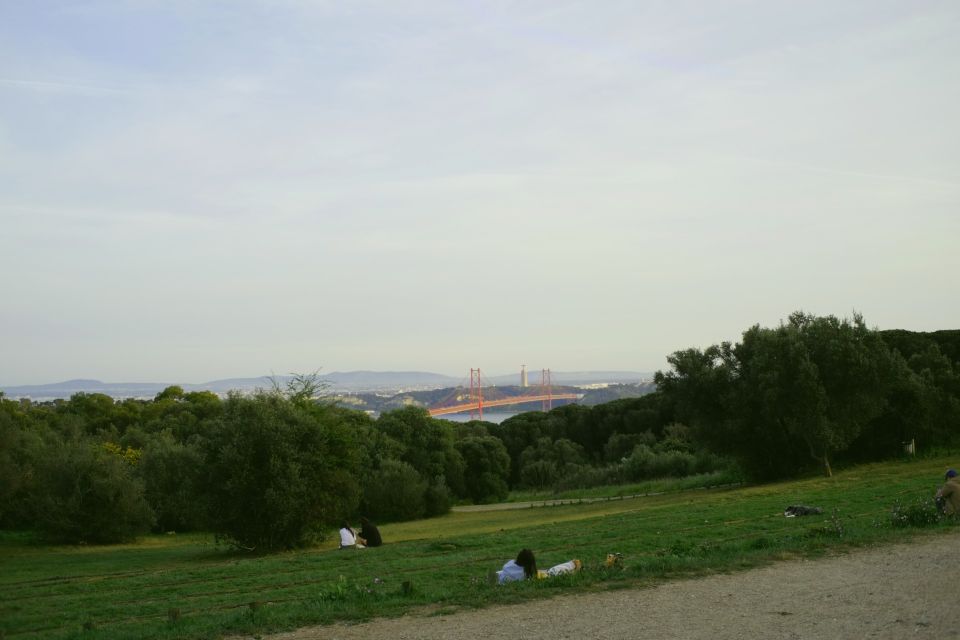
1;456;957;639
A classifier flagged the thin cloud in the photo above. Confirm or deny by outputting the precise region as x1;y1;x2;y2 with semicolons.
0;77;135;95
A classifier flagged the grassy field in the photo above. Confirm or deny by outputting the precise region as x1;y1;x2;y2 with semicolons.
502;469;744;503
1;455;957;640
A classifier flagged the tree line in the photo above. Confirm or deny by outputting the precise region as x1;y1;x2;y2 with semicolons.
0;378;722;551
1;313;957;552
656;313;960;480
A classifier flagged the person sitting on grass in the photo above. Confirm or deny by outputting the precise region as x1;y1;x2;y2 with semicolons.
935;468;960;515
339;521;366;549
359;517;382;547
497;549;582;584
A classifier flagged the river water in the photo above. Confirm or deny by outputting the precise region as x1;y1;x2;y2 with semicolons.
436;411;520;424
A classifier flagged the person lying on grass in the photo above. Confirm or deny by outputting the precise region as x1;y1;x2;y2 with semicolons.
497;548;582;584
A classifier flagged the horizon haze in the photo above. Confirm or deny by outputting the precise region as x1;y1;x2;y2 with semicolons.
0;368;653;400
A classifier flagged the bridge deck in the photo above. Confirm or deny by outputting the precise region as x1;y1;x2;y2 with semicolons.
428;393;581;416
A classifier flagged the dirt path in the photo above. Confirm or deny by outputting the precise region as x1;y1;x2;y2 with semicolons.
258;532;959;640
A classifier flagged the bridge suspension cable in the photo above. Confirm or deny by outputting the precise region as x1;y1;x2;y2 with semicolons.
427;367;580;418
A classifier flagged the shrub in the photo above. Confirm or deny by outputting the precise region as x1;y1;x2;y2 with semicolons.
138;432;205;532
648;450;697;478
424;476;452;517
31;439;155;543
692;450;728;475
201;393;362;551
361;459;427;522
0;408;47;528
520;460;560;489
456;436;510;503
554;464;624;491
889;497;944;527
623;445;699;481
623;444;656;480
603;432;655;463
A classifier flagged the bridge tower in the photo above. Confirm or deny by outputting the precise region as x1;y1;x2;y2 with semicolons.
520;364;528;388
469;368;484;421
540;368;553;411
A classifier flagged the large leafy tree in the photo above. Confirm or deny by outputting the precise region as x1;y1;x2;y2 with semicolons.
375;407;465;498
31;438;155;543
455;436;510;503
768;312;892;476
518;437;587;489
658;312;899;479
202;392;363;551
138;431;205;532
655;343;744;465
0;396;49;528
907;345;960;444
489;412;552;486
360;459;428;522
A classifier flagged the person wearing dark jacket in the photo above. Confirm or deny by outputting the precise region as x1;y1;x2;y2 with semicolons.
359;517;382;547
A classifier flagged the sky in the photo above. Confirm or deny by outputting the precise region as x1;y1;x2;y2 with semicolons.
2;1;958;385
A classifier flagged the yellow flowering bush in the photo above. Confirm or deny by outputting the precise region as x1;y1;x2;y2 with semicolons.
103;442;142;466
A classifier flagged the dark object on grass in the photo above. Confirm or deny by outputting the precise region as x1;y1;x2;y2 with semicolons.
784;505;823;517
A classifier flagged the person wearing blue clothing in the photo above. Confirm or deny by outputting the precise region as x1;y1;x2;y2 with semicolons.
498;548;537;584
497;549;582;584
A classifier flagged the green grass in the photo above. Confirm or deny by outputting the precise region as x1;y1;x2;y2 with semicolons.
1;456;957;640
504;468;744;503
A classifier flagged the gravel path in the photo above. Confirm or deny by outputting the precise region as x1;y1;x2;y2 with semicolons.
258;532;959;640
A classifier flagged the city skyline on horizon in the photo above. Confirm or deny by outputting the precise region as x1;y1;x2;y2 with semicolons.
2;366;655;389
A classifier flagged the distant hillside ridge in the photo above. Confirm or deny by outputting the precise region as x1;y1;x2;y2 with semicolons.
329;381;656;414
483;370;652;386
0;370;651;400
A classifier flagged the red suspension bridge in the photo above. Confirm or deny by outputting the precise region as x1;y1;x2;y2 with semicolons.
428;368;581;420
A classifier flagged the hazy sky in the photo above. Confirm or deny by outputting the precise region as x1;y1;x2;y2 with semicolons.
2;1;958;385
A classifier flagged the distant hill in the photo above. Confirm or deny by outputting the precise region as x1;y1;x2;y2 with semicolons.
484;370;652;386
1;370;651;401
0;379;181;400
323;371;460;390
328;381;656;414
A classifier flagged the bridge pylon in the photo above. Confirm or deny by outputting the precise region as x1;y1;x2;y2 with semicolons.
426;368;579;418
540;368;553;411
469;368;484;421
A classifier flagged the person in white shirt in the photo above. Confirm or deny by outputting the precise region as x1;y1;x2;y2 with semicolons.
339;521;365;549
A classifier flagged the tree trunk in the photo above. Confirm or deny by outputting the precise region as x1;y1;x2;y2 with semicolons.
822;455;833;477
801;434;832;477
